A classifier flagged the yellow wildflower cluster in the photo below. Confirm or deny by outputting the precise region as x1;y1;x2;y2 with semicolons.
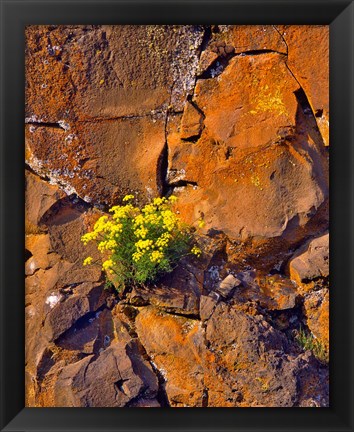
109;203;138;221
132;239;153;262
82;216;124;246
150;250;164;263
81;193;202;289
102;259;113;270
162;209;178;231
83;256;93;266
122;194;135;201
81;230;99;245
141;196;177;214
136;239;154;251
98;239;117;252
191;246;202;257
134;225;148;239
94;215;108;230
155;232;172;249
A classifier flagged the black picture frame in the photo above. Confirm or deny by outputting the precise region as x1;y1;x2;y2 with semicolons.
1;0;353;431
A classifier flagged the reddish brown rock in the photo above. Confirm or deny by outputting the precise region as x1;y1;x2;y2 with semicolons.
197;50;219;75
195;53;298;150
199;293;219;321
180;101;204;140
25;189;105;397
25;234;60;275
54;341;158;407
289;233;329;286
216;274;241;298
26;26;203;121
216;25;287;55
25;170;65;233
135;303;328;407
170;137;327;242
135;306;205;407
25;260;73;379
303;289;329;351
24;25;329;408
25;116;166;206
168;52;328;243
204;303;328;407
255;273;299;310
44;282;108;341
232;272;299;311
25;25;204;206
47;206;95;264
279;25;329;146
128;282;199;316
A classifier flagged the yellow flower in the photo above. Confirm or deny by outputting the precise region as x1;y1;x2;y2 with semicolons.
83;256;93;266
132;251;144;262
105;239;117;250
162;210;178;231
133;214;144;226
98;241;107;252
150;250;164;263
81;231;98;245
152;197;167;207
155;232;172;248
142;204;155;214
81;194;197;287
198;218;206;229
134;226;148;239
135;239;154;251
102;259;114;270
191;246;202;257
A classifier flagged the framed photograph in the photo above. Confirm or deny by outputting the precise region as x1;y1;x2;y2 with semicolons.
1;0;353;431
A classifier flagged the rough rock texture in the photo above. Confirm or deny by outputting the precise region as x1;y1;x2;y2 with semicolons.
54;340;159;407
204;303;328;407
169;52;328;243
133;303;328;408
277;25;329;146
289;233;329;286
287;233;329;349
25;25;204;206
135;307;205;407
25;25;329;407
303;289;329;351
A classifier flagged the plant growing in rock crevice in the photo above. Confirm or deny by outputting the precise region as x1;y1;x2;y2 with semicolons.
294;326;328;364
81;195;201;292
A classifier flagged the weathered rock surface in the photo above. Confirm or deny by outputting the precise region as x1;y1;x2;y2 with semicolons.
135;306;205;407
169;52;328;244
134;303;328;407
25;170;66;233
180;101;204;140
289;233;329;285
204;303;328;407
303;289;329;351
54;340;159;407
25;25;204;206
232;271;300;311
218;25;288;55
25;25;329;407
279;25;329;146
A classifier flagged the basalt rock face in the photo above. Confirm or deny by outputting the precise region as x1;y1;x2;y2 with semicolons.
25;25;204;206
25;25;329;407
